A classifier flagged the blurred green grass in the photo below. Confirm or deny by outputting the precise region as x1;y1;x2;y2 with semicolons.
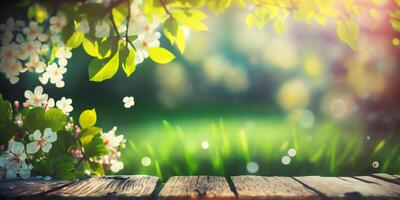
116;116;400;181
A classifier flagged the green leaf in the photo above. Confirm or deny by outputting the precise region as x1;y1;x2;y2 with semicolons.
53;155;78;180
149;47;175;64
163;17;178;44
176;27;186;54
0;120;17;145
0;97;12;123
82;37;99;57
50;130;74;155
170;9;208;31
84;135;108;158
66;31;84;49
24;107;46;133
207;0;232;14
112;3;128;27
336;19;359;50
273;17;286;34
79;126;102;145
88;51;120;82
44;108;67;132
61;21;74;44
123;48;136;77
390;19;400;32
79;108;97;129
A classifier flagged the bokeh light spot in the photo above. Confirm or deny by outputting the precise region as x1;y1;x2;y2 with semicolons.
288;148;297;157
281;156;291;165
201;141;210;149
246;161;259;173
141;156;152;167
372;161;379;169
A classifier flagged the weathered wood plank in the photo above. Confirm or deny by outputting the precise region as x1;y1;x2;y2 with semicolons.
394;174;400;179
0;178;72;199
157;176;235;200
45;175;159;199
372;173;400;184
232;176;320;200
353;176;400;196
295;176;399;199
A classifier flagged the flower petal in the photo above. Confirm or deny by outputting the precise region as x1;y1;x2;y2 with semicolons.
26;142;40;154
29;130;41;141
43;128;57;142
6;169;17;179
9;141;24;155
42;142;52;152
24;90;33;99
34;86;43;95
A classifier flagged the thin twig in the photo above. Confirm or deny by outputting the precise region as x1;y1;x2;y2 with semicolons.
159;0;173;18
110;11;135;48
125;0;131;47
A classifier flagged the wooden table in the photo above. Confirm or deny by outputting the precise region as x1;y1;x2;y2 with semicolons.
1;173;399;199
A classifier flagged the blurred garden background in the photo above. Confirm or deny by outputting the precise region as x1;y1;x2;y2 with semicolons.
1;1;399;181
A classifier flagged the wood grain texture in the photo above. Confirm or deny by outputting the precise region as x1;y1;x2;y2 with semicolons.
157;176;235;200
232;176;320;200
353;176;400;196
295;176;399;199
0;178;71;199
372;173;400;184
45;175;159;199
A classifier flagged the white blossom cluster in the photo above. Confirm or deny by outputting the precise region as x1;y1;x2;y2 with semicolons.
114;0;161;64
24;86;73;115
0;128;57;179
95;127;126;173
0;14;71;88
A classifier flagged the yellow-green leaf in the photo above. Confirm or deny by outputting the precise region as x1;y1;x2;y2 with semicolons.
82;37;99;57
163;17;178;44
66;32;84;49
79;109;97;129
149;47;175;64
89;51;120;82
390;19;400;32
123;48;136;77
176;27;186;54
273;17;286;34
336;19;359;49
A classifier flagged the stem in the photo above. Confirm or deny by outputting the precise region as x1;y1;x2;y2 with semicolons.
110;11;135;49
159;0;173;18
125;0;131;47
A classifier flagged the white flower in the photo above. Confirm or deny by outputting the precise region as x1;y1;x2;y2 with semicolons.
24;86;48;107
0;18;25;32
26;128;57;154
0;43;19;62
46;98;55;108
123;96;135;108
133;32;160;64
17;40;42;60
110;159;123;172
77;19;90;34
0;140;30;179
102;127;124;149
1;31;13;45
39;63;67;88
55;47;72;67
95;20;110;38
56;97;73;115
0;59;23;84
22;21;48;41
49;13;67;34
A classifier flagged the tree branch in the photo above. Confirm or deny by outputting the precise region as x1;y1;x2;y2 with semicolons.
110;6;135;49
159;0;173;18
125;0;131;47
